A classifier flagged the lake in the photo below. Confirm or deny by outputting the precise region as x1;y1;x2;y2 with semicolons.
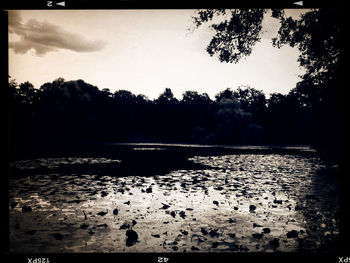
8;144;340;253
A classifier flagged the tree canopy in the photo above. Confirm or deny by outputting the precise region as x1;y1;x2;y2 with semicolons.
192;8;342;162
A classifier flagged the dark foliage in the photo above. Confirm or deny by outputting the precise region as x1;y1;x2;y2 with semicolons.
8;77;331;159
192;8;343;163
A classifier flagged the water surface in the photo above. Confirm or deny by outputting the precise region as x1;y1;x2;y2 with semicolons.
9;153;340;253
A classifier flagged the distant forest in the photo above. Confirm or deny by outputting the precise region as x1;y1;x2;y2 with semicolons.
8;76;340;163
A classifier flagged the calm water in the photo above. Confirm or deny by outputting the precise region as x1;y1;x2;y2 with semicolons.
8;152;340;253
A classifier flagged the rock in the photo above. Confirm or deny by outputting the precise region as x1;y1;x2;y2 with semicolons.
172;246;178;251
263;228;271;234
53;233;64;240
101;191;108;197
88;230;95;235
113;208;119;215
170;211;176;218
132;220;137;226
10;202;18;209
213;201;219;206
25;230;36;235
152;234;160;238
126;229;138;247
146;187;152;193
201;228;208;235
287;230;298;238
124;201;130;205
234;207;239;210
253;223;263;228
22;205;32;213
252;233;264;239
215;186;223;191
191;246;199;251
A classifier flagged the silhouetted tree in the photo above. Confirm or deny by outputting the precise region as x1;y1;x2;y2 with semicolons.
155;88;178;105
192;8;342;162
232;86;266;126
180;91;213;143
215;88;235;101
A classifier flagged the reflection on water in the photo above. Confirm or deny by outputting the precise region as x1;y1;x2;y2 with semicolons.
9;154;339;253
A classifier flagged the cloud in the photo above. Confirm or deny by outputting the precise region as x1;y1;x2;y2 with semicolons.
8;10;108;55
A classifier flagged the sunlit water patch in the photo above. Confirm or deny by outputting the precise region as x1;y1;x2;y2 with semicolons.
9;155;339;252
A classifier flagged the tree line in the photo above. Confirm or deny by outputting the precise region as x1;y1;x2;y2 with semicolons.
8;77;339;162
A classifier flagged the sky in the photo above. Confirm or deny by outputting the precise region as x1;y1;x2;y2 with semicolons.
8;9;307;100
